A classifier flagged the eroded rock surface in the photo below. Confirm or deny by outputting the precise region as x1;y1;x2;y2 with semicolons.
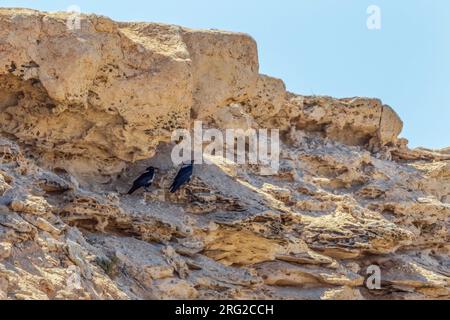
0;9;448;300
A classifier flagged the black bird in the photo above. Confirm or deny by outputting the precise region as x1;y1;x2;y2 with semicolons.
170;161;194;193
127;167;156;195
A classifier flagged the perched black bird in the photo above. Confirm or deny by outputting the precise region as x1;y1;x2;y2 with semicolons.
127;167;156;195
170;161;194;193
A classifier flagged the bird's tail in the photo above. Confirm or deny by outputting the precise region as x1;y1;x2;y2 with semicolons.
127;185;139;195
169;182;177;193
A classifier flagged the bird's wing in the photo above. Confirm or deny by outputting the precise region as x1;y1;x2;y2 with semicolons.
170;166;192;191
177;166;193;182
133;171;154;186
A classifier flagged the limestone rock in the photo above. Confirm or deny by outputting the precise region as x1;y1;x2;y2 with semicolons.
0;242;12;260
10;195;52;216
0;9;448;300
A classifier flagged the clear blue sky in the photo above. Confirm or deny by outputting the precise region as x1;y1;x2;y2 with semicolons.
2;0;449;148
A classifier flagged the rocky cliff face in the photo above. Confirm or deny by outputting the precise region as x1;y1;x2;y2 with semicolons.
0;8;448;300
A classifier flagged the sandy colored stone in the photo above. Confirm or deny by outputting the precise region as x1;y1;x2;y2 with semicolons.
0;242;12;260
10;195;52;216
0;8;448;300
